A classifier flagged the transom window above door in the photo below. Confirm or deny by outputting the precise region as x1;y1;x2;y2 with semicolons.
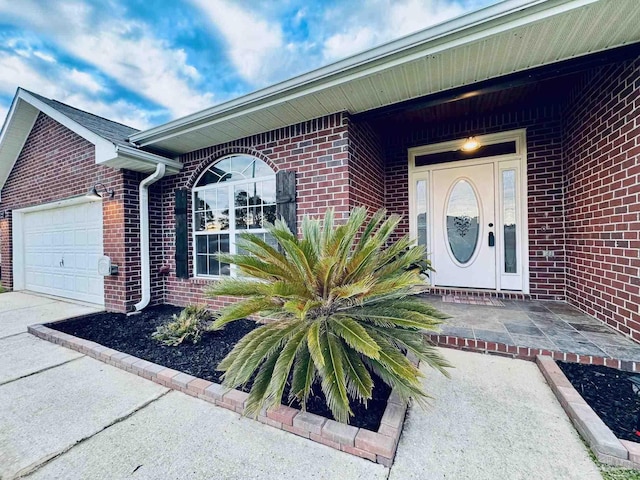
192;155;277;277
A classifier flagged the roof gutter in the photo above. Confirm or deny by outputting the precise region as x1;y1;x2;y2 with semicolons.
113;144;183;172
129;0;598;148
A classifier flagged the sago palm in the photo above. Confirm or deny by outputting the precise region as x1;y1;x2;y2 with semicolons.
207;207;451;424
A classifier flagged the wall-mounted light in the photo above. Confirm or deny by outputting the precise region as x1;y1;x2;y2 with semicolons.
87;183;115;200
461;137;480;152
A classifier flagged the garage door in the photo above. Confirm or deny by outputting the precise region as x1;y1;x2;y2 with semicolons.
23;201;104;305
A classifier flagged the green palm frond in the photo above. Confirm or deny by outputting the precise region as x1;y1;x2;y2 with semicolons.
206;207;452;424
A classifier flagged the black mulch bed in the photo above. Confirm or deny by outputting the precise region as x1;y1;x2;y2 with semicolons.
558;361;640;443
48;305;391;431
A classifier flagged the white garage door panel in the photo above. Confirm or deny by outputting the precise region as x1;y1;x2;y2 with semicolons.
23;202;104;305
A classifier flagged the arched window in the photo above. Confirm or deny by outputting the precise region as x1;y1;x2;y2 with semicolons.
192;154;276;277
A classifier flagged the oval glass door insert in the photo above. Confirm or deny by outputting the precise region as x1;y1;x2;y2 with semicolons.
446;179;480;264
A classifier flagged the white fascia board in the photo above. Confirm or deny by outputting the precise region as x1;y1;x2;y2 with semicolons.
16;89;117;162
130;0;598;148
111;144;183;173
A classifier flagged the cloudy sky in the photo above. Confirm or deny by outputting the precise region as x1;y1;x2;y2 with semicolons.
0;0;496;131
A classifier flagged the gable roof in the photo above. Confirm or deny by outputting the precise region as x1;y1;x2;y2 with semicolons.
129;0;640;155
25;90;138;147
0;89;182;193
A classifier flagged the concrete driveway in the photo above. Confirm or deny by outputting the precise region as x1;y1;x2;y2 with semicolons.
0;293;385;480
0;292;601;479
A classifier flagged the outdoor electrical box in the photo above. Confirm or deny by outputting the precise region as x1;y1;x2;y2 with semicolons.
98;256;118;276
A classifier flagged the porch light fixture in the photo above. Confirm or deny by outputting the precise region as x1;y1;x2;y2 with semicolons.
461;137;480;152
87;183;114;200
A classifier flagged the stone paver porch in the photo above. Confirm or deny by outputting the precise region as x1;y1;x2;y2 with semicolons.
424;295;640;371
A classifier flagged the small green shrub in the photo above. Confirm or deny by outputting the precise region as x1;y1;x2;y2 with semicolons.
0;285;7;294
152;305;212;346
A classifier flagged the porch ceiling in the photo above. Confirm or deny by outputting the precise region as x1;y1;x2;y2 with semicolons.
365;70;584;130
130;0;640;156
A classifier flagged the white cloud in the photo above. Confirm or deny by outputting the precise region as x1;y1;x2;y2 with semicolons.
192;0;479;86
67;69;104;94
0;0;213;119
0;51;153;129
32;51;55;63
321;0;466;61
190;0;285;84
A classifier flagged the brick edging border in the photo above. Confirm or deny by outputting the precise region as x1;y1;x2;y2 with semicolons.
428;334;639;373
28;324;405;466
536;355;640;469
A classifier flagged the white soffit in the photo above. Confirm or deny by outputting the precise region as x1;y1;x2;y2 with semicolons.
130;0;640;155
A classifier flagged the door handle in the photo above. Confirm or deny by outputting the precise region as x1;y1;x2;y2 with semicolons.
488;231;495;247
60;257;64;267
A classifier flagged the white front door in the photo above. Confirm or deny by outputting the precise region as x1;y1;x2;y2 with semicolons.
20;201;105;305
432;163;496;289
409;129;528;293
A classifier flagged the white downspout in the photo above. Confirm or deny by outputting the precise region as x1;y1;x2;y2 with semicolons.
134;163;166;311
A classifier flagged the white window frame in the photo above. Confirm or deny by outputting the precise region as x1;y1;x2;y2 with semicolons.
192;156;276;279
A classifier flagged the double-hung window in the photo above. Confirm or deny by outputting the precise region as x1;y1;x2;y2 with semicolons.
192;155;277;277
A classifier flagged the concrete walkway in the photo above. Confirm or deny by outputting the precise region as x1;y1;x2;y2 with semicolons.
391;348;602;480
0;292;601;479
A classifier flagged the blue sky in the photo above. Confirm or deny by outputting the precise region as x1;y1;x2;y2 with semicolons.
0;0;496;131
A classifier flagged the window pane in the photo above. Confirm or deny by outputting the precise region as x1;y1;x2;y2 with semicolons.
219;234;230;275
196;236;207;254
196;255;207;275
204;211;216;231
204;190;216;211
254;160;273;178
264;204;276;225
264;233;278;250
195;212;205;231
262;181;276;204
415;141;517;167
196;170;221;186
235;234;248;255
214;211;230;231
208;235;218;253
232;155;253;175
235;208;247;229
219;234;230;253
446;180;480;264
208;256;220;276
216;186;229;211
194;191;205;211
235;185;249;207
503;170;517;273
249;184;260;205
248;206;262;229
416;180;427;247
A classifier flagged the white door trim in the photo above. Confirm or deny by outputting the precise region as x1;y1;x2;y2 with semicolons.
408;129;529;293
12;195;104;300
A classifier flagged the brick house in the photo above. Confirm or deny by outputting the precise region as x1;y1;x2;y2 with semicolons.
1;0;639;342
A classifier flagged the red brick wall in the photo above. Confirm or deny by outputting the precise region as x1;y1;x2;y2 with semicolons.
379;105;566;300
563;56;640;341
153;113;352;308
0;113;138;312
348;119;385;211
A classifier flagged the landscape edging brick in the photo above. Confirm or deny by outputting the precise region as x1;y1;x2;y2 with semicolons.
536;354;640;470
27;324;405;466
